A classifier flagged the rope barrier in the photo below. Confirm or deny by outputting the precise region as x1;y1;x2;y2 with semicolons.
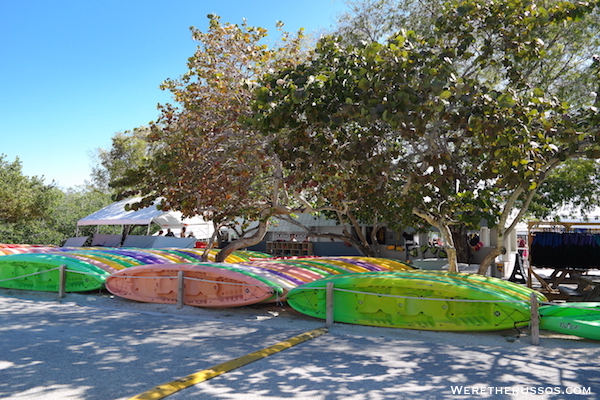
0;266;61;283
62;269;108;278
109;273;278;289
0;266;596;317
292;285;533;304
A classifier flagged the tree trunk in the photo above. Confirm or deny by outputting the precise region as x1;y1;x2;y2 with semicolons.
477;227;506;275
412;208;458;272
478;245;505;275
358;240;375;257
450;224;472;264
215;220;269;262
438;223;458;273
199;226;223;261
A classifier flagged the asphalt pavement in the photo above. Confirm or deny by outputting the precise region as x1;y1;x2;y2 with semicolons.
1;289;599;400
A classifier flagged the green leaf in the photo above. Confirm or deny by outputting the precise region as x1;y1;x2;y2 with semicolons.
498;94;516;108
439;90;452;99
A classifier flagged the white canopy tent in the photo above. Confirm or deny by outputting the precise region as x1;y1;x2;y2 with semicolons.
76;197;214;241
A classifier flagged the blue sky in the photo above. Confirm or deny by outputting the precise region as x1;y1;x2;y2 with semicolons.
0;0;347;189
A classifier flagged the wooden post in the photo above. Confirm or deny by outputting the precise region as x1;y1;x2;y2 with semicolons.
326;281;334;327
177;270;185;309
58;264;66;298
530;292;540;345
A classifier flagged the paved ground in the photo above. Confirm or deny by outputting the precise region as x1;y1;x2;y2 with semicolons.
1;289;599;400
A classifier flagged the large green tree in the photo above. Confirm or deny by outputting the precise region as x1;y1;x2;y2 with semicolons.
110;16;314;261
335;0;443;42
334;0;600;262
90;127;154;193
0;155;58;224
251;0;600;272
0;155;113;245
529;158;600;219
336;0;600;108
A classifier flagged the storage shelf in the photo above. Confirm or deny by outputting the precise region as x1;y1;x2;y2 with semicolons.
266;241;313;256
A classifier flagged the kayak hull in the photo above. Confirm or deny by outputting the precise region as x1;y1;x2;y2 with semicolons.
287;271;541;331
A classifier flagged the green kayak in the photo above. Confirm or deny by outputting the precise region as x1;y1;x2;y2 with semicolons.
287;271;541;332
0;253;109;292
539;302;600;341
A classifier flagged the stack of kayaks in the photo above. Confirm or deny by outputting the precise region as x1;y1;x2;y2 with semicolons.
539;302;600;341
286;270;547;332
0;244;58;254
0;245;412;303
0;247;274;293
103;256;414;307
8;244;581;336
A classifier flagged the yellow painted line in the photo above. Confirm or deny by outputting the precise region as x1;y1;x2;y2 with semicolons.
127;327;328;400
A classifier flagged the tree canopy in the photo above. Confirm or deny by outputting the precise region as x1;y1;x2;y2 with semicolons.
108;15;313;260
95;1;600;270
529;158;600;219
0;155;58;224
90;127;154;193
0;155;114;245
251;0;600;272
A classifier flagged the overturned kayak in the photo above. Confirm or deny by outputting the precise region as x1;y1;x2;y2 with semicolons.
105;263;283;308
0;253;109;292
539;302;600;341
287;271;544;332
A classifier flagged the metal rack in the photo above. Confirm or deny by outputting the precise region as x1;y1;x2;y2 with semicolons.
527;221;600;300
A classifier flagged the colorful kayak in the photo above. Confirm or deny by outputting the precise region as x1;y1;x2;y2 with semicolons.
539;302;600;341
409;270;548;303
46;252;119;274
287;271;539;331
105;263;282;308
0;253;109;292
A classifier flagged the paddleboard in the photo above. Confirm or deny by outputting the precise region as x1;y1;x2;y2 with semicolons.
47;252;118;274
61;250;139;270
332;256;414;271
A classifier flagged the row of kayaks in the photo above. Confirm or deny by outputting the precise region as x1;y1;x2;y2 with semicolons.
0;245;598;338
0;247;413;298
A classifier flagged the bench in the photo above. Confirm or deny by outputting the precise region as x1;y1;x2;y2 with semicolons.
573;274;600;301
